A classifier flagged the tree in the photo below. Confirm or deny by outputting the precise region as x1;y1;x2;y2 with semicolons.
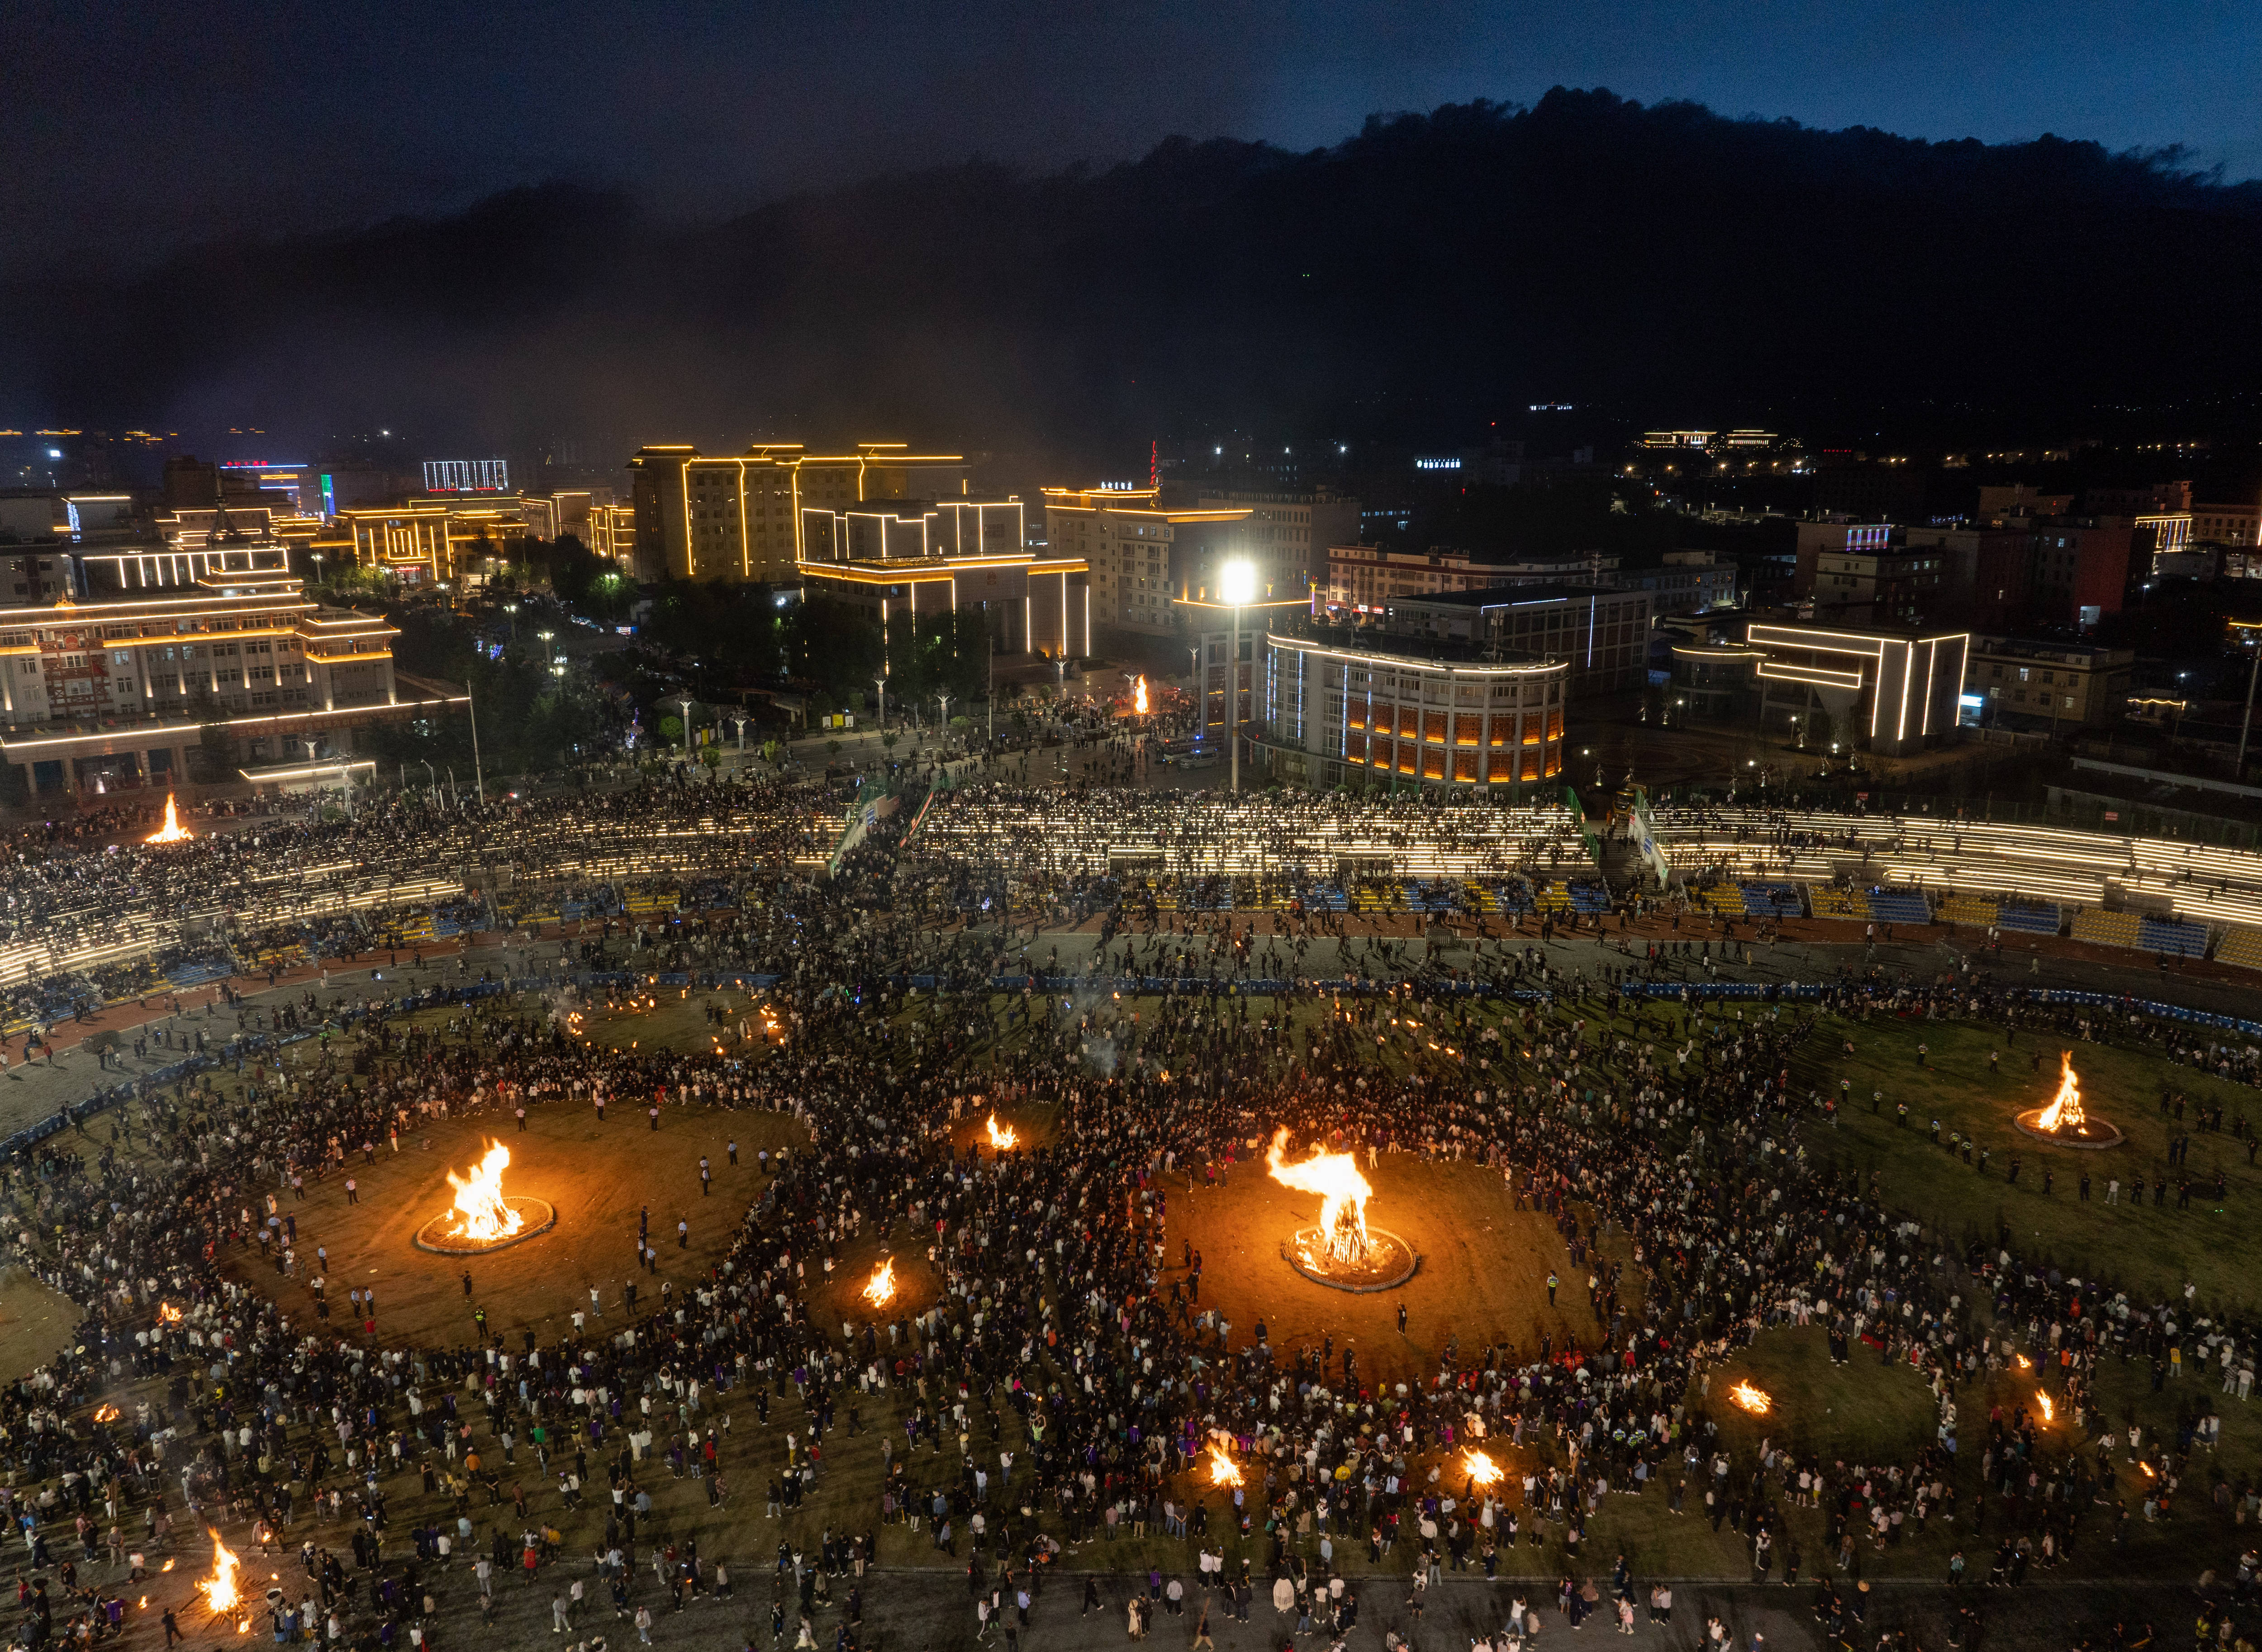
657;715;683;745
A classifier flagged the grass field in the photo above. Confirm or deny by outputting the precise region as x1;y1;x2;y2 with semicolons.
1787;1013;2262;1314
12;986;2262;1589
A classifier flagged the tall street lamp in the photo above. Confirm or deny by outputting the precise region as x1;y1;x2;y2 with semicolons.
679;696;695;757
1220;559;1258;794
2233;620;2262;776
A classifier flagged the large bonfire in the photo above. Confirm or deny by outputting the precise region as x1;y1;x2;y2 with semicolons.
2036;1051;2085;1133
444;1141;524;1244
1265;1126;1375;1269
144;794;193;844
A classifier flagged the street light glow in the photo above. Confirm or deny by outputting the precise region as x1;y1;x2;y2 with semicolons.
1219;560;1259;607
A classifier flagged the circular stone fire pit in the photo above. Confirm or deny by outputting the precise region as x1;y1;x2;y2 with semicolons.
1280;1226;1420;1292
2012;1110;2124;1150
413;1196;557;1255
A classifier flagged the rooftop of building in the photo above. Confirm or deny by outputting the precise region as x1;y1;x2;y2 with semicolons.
1386;582;1625;607
1972;636;2136;664
1268;620;1559;670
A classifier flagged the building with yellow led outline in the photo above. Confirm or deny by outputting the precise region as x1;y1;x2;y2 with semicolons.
628;442;972;585
1260;627;1569;793
795;494;1089;660
0;544;453;802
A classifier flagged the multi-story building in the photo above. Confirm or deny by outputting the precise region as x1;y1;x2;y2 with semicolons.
1902;523;2030;630
1792;521;1954;626
585;503;637;568
323;502;533;587
1324;544;1509;614
1741;622;1968;756
1377;584;1654;698
2024;519;2133;626
0;545;451;801
1188;486;1359;598
795;526;1089;660
1962;638;2134;735
1258;626;1569;794
2192;498;2261;548
629;442;971;585
1040;486;1253;637
800;499;1024;565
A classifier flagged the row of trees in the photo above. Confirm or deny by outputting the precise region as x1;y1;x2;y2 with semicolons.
636;580;992;716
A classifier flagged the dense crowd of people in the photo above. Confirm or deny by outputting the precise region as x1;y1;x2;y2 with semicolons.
0;778;2246;1651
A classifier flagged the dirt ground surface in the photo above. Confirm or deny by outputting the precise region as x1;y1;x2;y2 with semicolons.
1174;1149;1632;1390
209;1098;808;1350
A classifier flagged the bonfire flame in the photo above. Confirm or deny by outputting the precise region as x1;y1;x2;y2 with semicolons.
443;1140;523;1244
985;1114;1019;1152
196;1530;241;1615
1265;1126;1374;1269
157;1302;183;1324
1133;675;1150;715
1729;1381;1772;1415
2036;1051;2085;1133
1206;1443;1243;1487
2035;1390;2054;1424
862;1259;896;1309
91;1404;119;1423
144;794;193;845
1464;1449;1503;1489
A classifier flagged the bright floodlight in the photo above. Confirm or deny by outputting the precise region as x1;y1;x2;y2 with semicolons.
1219;560;1259;606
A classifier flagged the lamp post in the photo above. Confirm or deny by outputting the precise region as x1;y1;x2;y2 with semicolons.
874;677;888;739
2234;622;2262;776
1220;559;1258;793
678;696;695;758
505;603;518;643
466;684;485;802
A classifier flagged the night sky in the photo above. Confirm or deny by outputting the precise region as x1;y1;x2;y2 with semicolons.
8;0;2255;275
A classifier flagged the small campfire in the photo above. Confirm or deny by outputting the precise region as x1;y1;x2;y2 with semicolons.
2035;1390;2054;1424
1729;1380;1772;1415
984;1114;1018;1152
2015;1051;2124;1148
156;1302;183;1324
862;1259;897;1309
1133;675;1150;715
1463;1449;1503;1489
1206;1443;1243;1487
144;794;193;845
91;1404;119;1423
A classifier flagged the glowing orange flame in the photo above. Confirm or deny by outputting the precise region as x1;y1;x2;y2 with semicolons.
443;1140;523;1244
2036;1051;2085;1132
1206;1444;1243;1487
862;1259;896;1309
1133;676;1150;715
1265;1127;1374;1268
1730;1381;1772;1415
2139;1461;2156;1478
2014;1353;2032;1370
2035;1391;2054;1424
160;1559;175;1572
196;1530;241;1614
1464;1450;1503;1488
985;1114;1018;1152
157;1302;183;1324
92;1404;119;1423
144;794;193;844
